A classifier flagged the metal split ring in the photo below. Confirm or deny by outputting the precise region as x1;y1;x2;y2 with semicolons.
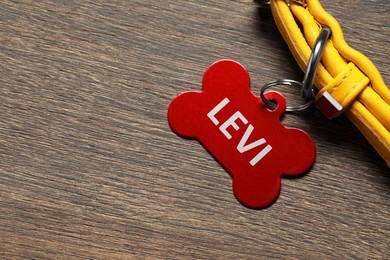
260;27;331;112
260;79;314;112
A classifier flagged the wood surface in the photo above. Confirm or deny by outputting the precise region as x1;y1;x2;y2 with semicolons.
0;0;389;259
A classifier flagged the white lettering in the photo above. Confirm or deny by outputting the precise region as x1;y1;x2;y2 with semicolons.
219;111;248;140
207;97;273;166
207;97;230;125
250;145;272;166
237;124;267;153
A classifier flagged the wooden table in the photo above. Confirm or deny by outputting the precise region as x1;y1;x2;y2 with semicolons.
1;1;389;258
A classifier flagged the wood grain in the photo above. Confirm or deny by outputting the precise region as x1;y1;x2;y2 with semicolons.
0;0;389;259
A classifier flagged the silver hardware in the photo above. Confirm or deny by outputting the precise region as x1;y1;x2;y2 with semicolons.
301;27;331;100
259;27;331;112
260;79;314;112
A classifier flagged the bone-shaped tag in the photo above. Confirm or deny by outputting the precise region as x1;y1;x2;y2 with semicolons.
168;60;316;208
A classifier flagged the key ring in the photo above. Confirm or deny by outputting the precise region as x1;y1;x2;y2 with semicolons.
260;27;331;112
260;79;312;111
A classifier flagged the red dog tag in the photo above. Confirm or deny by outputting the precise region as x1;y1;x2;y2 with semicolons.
168;60;316;208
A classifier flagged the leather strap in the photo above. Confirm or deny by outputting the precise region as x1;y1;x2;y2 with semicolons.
269;0;390;167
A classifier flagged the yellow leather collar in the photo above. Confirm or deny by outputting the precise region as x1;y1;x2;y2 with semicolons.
269;0;390;166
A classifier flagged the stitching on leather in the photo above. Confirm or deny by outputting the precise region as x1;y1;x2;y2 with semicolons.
305;3;371;109
329;65;353;95
339;75;367;106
